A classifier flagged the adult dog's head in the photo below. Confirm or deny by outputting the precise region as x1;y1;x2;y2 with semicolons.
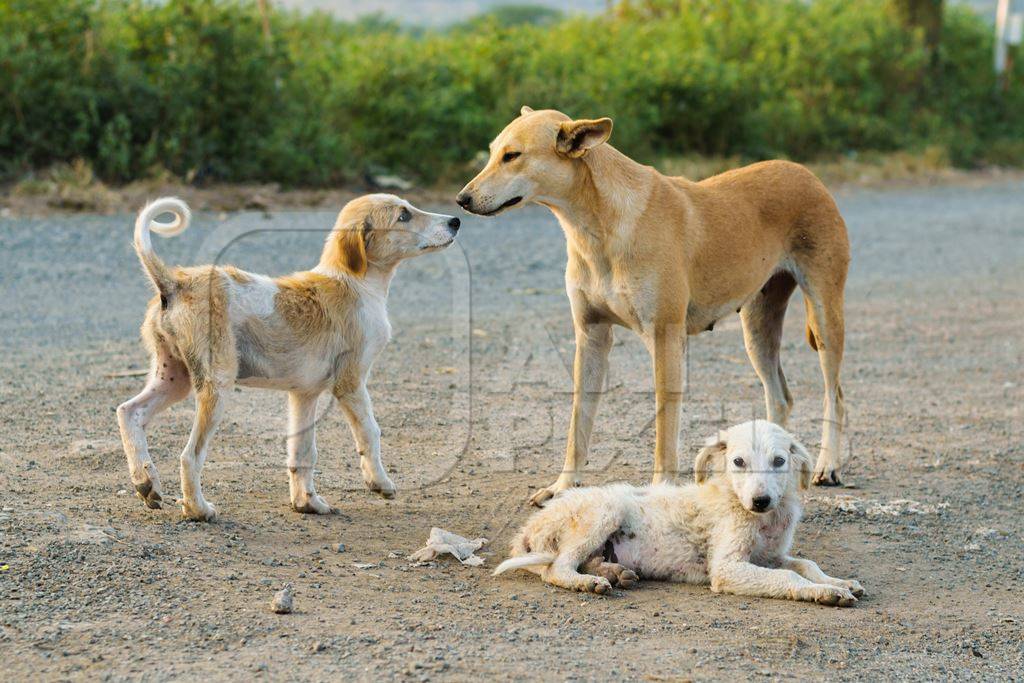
320;194;460;276
456;107;613;216
694;420;812;514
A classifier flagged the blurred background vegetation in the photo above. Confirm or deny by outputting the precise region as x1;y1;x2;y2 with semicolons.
1;0;1021;188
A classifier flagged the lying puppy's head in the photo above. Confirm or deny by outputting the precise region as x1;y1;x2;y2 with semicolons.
694;420;812;514
321;194;460;276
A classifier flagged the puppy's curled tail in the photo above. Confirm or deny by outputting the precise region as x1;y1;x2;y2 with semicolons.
492;552;556;576
134;197;191;298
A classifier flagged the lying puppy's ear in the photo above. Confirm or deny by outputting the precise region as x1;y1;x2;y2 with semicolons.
694;431;727;484
520;105;534;116
789;438;813;490
556;117;613;158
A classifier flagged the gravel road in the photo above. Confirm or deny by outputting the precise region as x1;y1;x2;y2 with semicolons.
1;179;1022;680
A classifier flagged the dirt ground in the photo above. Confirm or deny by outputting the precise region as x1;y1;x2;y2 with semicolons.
1;179;1022;681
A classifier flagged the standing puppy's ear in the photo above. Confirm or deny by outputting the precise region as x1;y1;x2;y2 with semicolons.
556;118;613;158
520;105;534;116
323;221;368;277
694;431;727;484
789;438;813;490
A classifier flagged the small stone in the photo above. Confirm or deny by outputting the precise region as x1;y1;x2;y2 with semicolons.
271;585;294;614
335;543;346;553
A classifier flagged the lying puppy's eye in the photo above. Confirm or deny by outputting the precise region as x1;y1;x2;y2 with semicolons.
501;151;521;163
732;457;745;468
772;456;786;468
397;208;411;222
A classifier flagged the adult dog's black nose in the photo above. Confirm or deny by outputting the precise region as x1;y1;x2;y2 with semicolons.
448;216;461;232
455;193;472;209
752;495;772;512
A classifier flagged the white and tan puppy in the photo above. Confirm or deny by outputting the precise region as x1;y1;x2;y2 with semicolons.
494;420;864;606
458;108;851;503
117;194;460;521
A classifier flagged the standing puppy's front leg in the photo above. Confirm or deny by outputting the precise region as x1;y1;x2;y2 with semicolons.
286;391;334;514
335;384;395;499
529;319;612;507
648;322;685;485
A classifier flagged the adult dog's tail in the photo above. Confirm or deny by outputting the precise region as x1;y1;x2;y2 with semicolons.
133;197;191;298
492;552;556;576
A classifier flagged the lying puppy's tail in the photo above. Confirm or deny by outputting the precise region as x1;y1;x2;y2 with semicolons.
133;197;191;299
492;553;556;576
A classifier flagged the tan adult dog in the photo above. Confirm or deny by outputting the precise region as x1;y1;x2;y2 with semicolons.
457;107;850;504
117;194;460;521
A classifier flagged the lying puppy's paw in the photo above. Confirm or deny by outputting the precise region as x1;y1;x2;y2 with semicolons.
805;584;857;607
578;576;613;595
841;579;865;598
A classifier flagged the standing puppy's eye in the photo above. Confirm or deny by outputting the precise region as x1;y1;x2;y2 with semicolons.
397;208;411;222
501;151;521;163
732;457;746;468
772;456;786;468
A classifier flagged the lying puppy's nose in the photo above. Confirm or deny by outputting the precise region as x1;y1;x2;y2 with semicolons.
752;495;772;512
448;216;461;232
455;193;472;209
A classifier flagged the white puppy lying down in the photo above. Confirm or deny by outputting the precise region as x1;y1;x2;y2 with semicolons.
494;420;864;606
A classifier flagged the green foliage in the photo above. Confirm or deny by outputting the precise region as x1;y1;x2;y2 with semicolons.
1;0;1021;185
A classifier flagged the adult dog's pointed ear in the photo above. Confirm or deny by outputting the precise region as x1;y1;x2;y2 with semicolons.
694;431;727;484
520;105;534;116
789;437;813;490
556;117;613;158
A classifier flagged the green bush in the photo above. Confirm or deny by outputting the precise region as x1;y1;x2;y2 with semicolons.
0;0;1021;185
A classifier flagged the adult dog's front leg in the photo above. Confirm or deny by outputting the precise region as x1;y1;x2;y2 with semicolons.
649;323;684;485
710;561;858;606
781;556;864;597
286;391;334;514
529;321;612;507
335;385;395;499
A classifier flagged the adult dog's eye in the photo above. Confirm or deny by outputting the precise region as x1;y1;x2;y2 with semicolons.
772;456;786;468
501;151;521;163
397;208;411;222
732;457;745;468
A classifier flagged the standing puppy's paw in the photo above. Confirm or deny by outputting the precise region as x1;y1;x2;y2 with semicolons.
133;464;164;509
292;493;336;515
181;499;218;522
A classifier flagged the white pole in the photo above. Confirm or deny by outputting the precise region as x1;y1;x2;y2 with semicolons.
996;0;1010;74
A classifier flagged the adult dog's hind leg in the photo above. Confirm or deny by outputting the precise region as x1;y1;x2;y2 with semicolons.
287;391;334;514
741;272;797;426
179;382;228;521
802;286;846;486
117;350;190;509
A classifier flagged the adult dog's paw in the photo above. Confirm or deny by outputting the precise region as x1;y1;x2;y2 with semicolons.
528;474;580;507
578;576;612;595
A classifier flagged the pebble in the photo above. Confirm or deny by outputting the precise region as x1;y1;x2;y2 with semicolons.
271;585;293;614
